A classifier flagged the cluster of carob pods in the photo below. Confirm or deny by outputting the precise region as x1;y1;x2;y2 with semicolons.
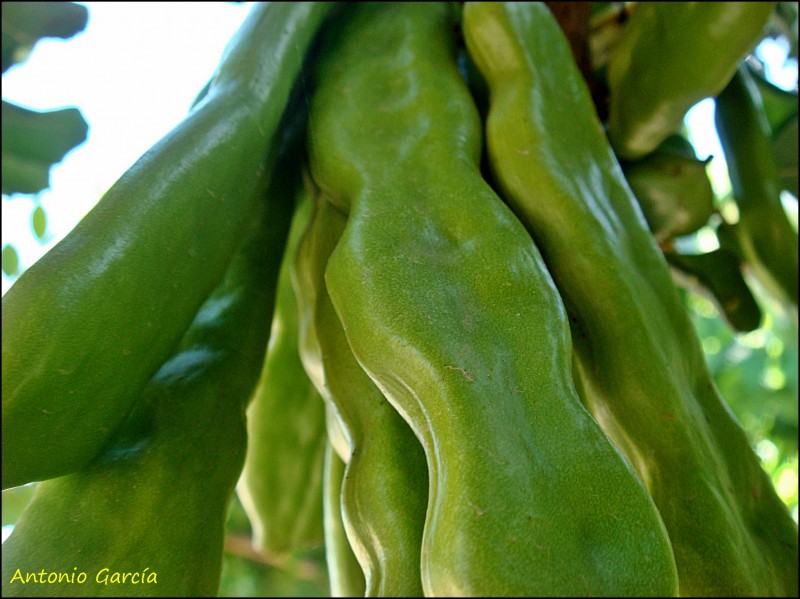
2;2;797;597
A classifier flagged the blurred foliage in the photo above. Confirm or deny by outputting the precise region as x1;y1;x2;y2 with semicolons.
2;1;89;196
1;1;89;279
2;1;88;73
770;1;799;59
682;284;799;519
31;205;46;239
1;100;88;196
218;494;330;597
747;61;799;198
2;243;20;277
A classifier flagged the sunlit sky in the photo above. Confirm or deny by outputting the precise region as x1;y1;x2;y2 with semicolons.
1;2;797;296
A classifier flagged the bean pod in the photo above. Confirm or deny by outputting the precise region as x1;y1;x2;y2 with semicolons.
1;2;335;489
311;3;678;595
464;2;798;595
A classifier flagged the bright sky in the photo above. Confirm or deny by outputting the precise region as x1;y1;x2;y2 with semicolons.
1;3;797;297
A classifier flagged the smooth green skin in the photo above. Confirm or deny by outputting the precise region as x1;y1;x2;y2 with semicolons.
621;138;715;244
237;188;327;558
322;442;366;599
715;66;799;310
666;248;762;333
1;1;334;490
310;3;678;596
607;1;776;160
464;2;799;595
324;394;352;466
294;192;428;597
292;182;354;467
1;176;291;597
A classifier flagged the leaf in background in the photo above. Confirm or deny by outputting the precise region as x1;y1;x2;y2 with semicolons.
749;64;799;137
667;248;763;333
773;1;799;60
2;1;88;73
2;244;20;277
715;67;798;310
1;100;88;195
746;34;798;201
32;205;46;239
774;115;799;197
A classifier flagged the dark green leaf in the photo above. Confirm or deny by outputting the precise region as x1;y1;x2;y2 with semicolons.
773;115;798;197
2;2;88;73
667;248;763;332
774;1;799;59
1;150;50;195
748;64;799;137
1;100;88;195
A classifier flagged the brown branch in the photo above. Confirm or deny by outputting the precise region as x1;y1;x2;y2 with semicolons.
223;534;324;581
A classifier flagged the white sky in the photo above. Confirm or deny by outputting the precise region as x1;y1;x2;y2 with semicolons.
1;3;797;296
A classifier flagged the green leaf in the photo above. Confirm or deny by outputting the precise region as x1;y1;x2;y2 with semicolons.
2;244;20;277
774;1;799;60
773;115;799;197
667;248;763;333
1;150;49;195
748;65;799;137
1;101;88;195
32;205;46;239
743;64;798;198
2;2;88;73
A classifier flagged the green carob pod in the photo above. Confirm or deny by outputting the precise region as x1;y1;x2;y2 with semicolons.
291;180;354;466
294;192;428;596
464;2;798;595
323;442;367;599
1;2;336;489
237;187;327;559
310;3;677;595
607;1;776;160
620;135;715;244
1;163;292;596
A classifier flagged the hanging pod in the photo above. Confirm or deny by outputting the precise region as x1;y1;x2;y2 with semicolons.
463;2;798;595
310;3;678;595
